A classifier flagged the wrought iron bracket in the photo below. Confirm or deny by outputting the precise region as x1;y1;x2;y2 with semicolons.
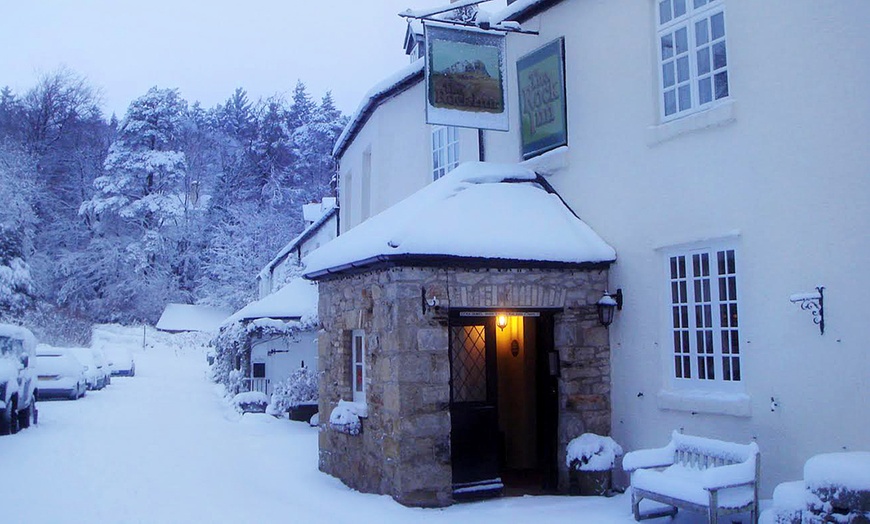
790;286;825;335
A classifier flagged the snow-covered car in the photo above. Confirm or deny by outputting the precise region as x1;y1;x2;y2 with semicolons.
67;347;109;390
35;347;87;400
105;346;135;377
0;324;38;435
91;348;111;387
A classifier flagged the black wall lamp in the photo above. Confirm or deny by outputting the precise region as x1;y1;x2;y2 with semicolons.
597;289;623;327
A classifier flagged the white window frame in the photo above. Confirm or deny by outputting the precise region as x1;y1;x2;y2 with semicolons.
657;0;729;122
431;125;459;180
351;329;366;403
663;242;742;393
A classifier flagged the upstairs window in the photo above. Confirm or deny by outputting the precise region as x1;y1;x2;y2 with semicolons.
432;125;459;180
668;245;741;389
658;0;729;120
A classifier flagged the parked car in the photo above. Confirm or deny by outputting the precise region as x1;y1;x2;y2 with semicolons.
90;348;111;387
67;347;109;390
105;346;135;377
0;324;38;435
35;347;87;400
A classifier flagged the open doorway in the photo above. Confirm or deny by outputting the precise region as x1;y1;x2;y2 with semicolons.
448;312;558;500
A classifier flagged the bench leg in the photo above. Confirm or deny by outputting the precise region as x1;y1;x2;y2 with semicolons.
631;489;642;521
708;491;719;524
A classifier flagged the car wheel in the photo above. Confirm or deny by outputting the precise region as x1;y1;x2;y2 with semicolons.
69;388;78;400
17;404;31;429
0;406;12;435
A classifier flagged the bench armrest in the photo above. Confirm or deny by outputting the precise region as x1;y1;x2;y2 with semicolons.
701;459;758;490
623;445;675;472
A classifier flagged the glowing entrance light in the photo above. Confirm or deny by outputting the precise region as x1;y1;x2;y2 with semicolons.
496;314;508;331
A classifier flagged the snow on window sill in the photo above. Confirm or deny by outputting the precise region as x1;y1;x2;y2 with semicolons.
657;388;751;418
647;99;736;147
519;145;569;176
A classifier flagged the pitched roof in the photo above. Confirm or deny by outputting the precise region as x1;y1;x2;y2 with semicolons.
258;203;338;280
222;278;318;326
332;59;424;158
303;162;615;279
155;304;232;333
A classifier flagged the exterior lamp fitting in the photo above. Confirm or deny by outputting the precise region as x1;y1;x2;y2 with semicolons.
496;314;509;331
597;289;623;327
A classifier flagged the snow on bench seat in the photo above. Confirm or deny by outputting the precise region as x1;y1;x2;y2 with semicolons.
632;464;756;509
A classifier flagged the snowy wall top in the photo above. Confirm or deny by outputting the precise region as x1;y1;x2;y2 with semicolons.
223;278;318;326
303;161;615;279
492;0;565;24
155;304;232;333
332;59;424;158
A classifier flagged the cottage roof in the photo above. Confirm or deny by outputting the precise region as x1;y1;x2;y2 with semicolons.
222;278;318;326
332;58;424;158
155;304;231;333
303;162;616;279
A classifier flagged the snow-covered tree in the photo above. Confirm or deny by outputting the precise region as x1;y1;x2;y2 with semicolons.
0;144;38;318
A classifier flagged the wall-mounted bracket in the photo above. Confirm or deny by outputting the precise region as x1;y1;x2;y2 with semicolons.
789;286;825;335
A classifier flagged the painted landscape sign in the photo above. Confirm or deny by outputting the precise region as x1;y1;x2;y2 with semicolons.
425;23;509;131
517;38;567;159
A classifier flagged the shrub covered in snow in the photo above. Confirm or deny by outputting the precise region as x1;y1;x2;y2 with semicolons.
566;433;624;472
231;391;269;413
266;366;318;416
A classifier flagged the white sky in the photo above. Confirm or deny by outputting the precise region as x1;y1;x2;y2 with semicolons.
0;0;507;118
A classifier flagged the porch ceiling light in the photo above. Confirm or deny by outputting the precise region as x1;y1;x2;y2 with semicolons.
496;314;509;331
597;289;623;328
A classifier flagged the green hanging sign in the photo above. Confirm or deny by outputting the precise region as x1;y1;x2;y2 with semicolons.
517;38;567;159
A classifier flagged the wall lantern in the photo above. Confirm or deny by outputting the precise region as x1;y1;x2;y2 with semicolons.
496;314;509;331
597;289;624;327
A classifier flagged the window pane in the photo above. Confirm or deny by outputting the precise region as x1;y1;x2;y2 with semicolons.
694;0;707;8
664;90;677;115
661;34;674;60
663;62;676;88
696;19;709;46
674;0;686;18
732;358;741;381
697;48;711;75
675;27;688;54
714;71;729;99
678;84;691;111
660;0;672;24
731;331;739;353
677;56;690;82
711;12;725;40
670;257;678;278
729;276;737;300
713;41;727;69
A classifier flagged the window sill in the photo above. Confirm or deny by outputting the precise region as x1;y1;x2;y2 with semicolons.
647;99;736;146
657;388;751;418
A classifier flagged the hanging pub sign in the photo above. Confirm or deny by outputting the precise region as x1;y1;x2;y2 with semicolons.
517;37;567;159
424;23;509;131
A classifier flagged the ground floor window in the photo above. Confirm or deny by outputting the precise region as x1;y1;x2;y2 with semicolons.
667;244;741;388
252;362;266;378
352;329;366;403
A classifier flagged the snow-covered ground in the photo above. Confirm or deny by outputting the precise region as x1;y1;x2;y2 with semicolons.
0;326;743;523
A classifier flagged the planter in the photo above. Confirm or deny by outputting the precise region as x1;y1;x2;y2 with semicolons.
288;403;318;422
569;467;613;496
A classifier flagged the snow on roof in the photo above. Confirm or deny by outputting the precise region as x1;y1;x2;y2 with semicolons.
223;278;318;326
332;58;424;158
258;204;338;280
303;162;615;278
155;304;232;333
0;323;36;344
492;0;564;24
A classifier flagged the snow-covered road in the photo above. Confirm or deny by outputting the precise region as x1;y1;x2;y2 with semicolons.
0;330;717;523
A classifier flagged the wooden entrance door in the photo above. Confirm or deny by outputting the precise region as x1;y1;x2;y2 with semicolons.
449;318;501;499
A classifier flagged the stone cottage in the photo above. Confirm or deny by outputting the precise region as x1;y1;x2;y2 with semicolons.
304;162;616;506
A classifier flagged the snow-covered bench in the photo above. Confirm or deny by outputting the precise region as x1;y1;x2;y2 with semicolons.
623;432;760;524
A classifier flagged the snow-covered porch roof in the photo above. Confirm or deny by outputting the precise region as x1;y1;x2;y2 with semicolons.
222;278;318;327
303;162;616;280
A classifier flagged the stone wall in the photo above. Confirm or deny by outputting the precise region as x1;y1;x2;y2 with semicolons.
316;265;611;506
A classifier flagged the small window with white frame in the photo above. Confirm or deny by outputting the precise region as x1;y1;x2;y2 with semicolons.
432;125;459;180
657;0;729;120
667;244;741;389
351;329;366;403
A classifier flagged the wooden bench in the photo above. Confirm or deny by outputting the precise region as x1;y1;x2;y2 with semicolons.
622;431;760;524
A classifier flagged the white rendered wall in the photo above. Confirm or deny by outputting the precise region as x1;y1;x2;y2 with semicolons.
338;82;480;233
250;331;319;393
482;0;870;496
